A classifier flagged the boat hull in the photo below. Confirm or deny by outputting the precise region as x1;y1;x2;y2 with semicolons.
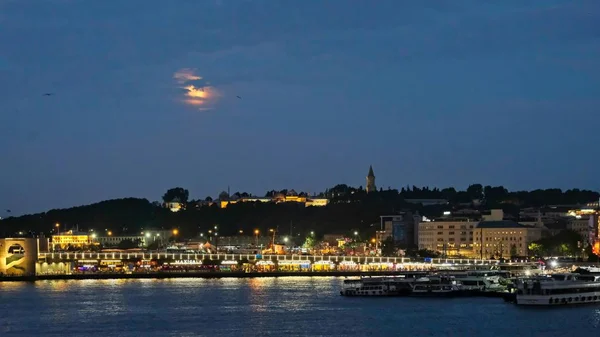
515;291;600;306
340;288;411;297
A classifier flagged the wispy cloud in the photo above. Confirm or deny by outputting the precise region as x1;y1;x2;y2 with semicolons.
173;68;220;110
173;68;202;84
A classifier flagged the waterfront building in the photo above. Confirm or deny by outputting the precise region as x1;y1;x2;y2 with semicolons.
418;218;477;257
473;220;542;259
96;235;146;247
379;212;420;247
567;216;592;243
366;165;376;193
52;231;93;250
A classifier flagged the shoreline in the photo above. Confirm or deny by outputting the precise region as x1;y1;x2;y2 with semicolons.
0;271;426;282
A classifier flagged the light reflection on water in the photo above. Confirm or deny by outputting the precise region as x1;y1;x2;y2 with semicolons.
1;277;600;336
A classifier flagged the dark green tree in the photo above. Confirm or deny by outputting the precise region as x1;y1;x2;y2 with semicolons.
162;187;189;204
381;237;397;256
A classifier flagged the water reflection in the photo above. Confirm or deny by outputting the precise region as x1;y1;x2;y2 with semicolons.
1;277;600;336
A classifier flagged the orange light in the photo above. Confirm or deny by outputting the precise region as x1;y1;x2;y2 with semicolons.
371;238;376;243
173;229;179;235
107;231;112;236
254;229;260;235
593;241;600;256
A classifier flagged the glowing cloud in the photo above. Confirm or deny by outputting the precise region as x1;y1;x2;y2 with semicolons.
173;68;220;110
173;68;202;83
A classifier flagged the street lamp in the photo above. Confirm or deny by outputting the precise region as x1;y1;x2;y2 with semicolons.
107;231;112;236
283;237;289;243
254;229;260;246
55;223;60;235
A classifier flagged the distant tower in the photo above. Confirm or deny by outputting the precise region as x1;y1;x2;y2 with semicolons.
366;165;376;193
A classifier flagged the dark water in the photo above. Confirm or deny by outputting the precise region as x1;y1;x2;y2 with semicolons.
1;277;600;336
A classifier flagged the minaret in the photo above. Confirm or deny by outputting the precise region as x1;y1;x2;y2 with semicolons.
366;165;376;193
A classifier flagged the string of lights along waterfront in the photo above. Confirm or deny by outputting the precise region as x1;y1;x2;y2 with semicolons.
1;277;600;337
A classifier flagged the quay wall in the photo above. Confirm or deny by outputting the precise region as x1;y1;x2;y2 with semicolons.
0;270;428;282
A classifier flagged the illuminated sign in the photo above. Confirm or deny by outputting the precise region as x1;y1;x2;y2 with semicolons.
173;260;202;265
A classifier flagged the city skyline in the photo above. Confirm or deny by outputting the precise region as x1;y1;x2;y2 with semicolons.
2;1;600;214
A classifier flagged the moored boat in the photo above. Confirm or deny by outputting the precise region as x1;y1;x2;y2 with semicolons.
340;275;416;297
410;275;465;297
512;273;600;306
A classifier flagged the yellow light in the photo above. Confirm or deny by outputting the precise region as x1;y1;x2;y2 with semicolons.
239;230;244;234
173;229;179;235
107;231;112;236
269;229;274;232
371;238;376;243
55;223;60;227
254;229;260;235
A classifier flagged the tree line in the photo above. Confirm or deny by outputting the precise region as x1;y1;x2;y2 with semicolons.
1;184;597;241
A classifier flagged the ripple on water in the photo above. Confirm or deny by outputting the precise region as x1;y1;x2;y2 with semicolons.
2;277;600;337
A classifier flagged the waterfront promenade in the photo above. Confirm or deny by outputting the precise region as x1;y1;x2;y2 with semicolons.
0;270;430;282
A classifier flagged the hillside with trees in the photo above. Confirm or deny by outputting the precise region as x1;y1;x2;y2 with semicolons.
1;184;598;241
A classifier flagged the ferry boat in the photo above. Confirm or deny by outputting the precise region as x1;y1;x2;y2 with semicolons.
511;273;600;306
410;276;464;297
451;271;507;293
340;276;415;297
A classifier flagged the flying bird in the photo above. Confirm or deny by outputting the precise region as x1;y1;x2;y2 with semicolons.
236;96;242;99
5;209;10;213
42;93;54;96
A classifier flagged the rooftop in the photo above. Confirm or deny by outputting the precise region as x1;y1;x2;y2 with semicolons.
476;220;529;229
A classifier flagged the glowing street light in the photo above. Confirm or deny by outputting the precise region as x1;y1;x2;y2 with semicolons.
107;231;112;236
283;237;289;243
145;233;151;238
55;223;60;235
354;231;358;236
172;229;179;236
239;230;244;234
310;231;314;236
254;229;260;235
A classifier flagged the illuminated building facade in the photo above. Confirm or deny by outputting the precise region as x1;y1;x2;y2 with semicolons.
218;191;328;208
418;220;476;256
96;235;146;247
164;198;184;212
52;232;92;250
473;221;542;259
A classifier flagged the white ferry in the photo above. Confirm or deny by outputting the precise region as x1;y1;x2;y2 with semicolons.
451;271;506;293
340;276;416;297
410;276;464;297
513;273;600;306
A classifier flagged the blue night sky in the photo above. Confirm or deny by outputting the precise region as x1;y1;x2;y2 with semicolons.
1;0;599;214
